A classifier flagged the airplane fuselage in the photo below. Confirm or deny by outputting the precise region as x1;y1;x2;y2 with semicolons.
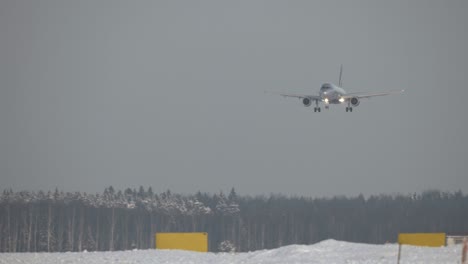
319;83;346;104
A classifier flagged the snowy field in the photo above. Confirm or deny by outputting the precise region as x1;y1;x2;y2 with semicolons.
0;240;461;264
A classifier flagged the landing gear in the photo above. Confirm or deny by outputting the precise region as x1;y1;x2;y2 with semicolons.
314;100;321;113
346;101;353;112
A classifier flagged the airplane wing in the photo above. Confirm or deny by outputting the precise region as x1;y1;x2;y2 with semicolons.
342;89;404;99
278;93;322;100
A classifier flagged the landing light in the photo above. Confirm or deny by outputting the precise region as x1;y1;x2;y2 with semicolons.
339;97;345;103
324;98;329;104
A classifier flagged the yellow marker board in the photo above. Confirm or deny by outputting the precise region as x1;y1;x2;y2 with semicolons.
398;233;446;247
156;232;208;252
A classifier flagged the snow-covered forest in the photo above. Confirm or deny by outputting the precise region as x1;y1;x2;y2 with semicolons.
0;187;467;252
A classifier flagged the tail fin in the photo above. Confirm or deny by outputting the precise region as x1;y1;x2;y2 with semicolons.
338;64;343;87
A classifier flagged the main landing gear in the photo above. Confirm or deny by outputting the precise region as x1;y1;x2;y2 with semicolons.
345;101;353;112
314;99;321;112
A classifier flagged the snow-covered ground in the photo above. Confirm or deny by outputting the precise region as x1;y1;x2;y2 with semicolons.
0;240;461;264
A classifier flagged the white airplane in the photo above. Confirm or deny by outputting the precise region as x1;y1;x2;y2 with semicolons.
279;66;404;112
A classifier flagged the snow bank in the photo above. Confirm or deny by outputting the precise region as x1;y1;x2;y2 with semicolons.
0;239;461;264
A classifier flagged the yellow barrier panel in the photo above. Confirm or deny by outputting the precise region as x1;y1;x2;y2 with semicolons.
156;232;208;252
398;233;446;247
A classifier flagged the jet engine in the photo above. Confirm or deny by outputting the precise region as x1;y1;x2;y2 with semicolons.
303;98;311;107
350;97;360;107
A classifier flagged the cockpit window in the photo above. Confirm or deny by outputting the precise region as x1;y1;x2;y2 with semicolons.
321;83;331;90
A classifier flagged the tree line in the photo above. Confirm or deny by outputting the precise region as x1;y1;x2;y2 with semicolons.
0;187;467;252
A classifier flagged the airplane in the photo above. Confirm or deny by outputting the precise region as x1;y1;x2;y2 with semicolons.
278;65;404;112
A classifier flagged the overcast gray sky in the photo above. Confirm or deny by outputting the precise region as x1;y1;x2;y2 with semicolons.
1;0;467;197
